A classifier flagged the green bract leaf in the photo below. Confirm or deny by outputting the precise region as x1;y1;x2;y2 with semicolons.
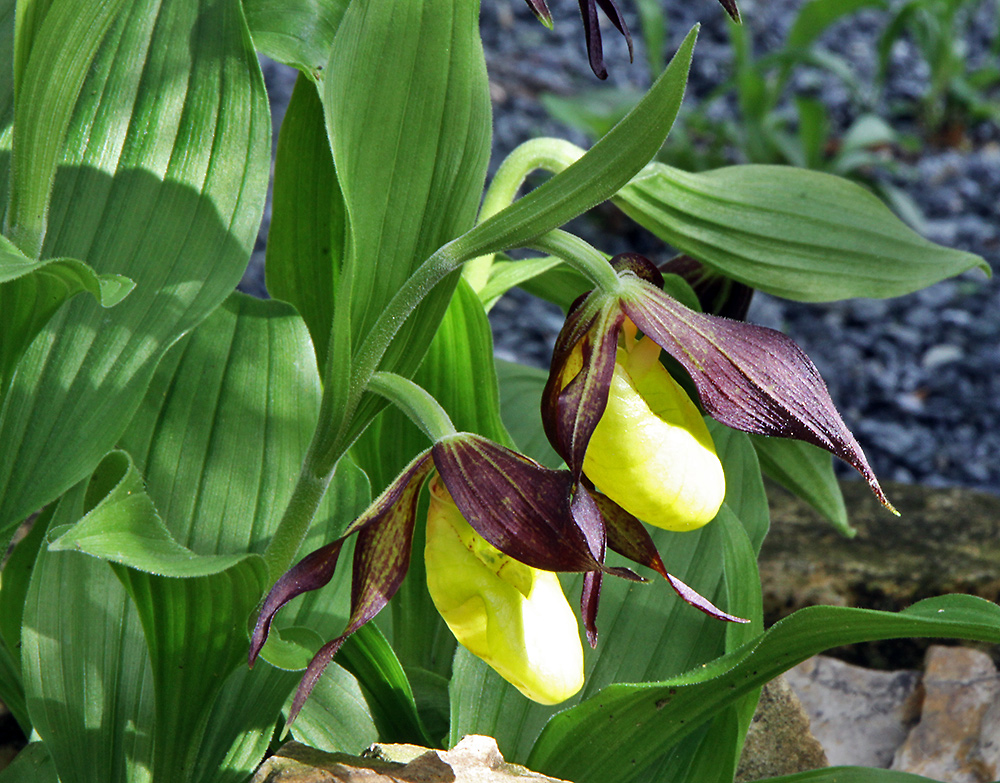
527;595;1000;782
451;26;698;261
243;0;349;80
22;487;156;783
0;0;270;536
614;163;989;302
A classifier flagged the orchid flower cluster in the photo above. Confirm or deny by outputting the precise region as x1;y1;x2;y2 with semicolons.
250;252;894;720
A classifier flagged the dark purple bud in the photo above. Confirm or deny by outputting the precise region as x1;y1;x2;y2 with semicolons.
523;0;553;26
577;0;632;79
659;254;755;321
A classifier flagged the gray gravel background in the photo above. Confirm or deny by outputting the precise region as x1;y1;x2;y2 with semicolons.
248;0;1000;494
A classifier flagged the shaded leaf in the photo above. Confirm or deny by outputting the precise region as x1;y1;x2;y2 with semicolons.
751;434;851;535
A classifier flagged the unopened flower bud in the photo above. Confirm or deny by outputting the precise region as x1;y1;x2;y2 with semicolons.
424;476;584;704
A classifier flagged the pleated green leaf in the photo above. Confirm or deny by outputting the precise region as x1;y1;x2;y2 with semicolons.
0;504;49;735
23;294;329;783
751;434;851;535
337;624;433;746
7;0;129;254
448;419;768;766
49;451;262;577
243;0;348;79
0;0;13;136
495;359;562;469
265;72;346;370
326;0;491;382
21;487;157;783
288;659;380;754
0;0;270;536
527;595;1000;781
614;163;989;302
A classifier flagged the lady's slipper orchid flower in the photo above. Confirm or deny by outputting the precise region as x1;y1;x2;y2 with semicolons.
523;0;740;80
564;325;727;531
543;253;897;528
250;432;742;722
425;475;584;704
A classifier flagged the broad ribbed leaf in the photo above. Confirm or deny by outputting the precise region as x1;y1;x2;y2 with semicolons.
49;452;262;577
750;434;851;535
288;658;380;754
7;0;128;254
450;26;697;262
326;0;490;386
528;595;1000;781
21;485;156;783
337;624;432;746
265;73;346;370
243;0;348;79
0;0;269;535
449;422;768;765
495;360;563;469
614;163;988;301
25;294;326;783
0;0;12;136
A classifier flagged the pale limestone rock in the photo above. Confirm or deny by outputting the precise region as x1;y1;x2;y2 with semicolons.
785;655;920;768
891;645;1000;783
736;676;828;782
252;734;572;783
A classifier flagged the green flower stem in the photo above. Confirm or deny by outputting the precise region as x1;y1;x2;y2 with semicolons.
263;246;461;579
464;138;584;292
367;371;458;442
527;229;620;293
